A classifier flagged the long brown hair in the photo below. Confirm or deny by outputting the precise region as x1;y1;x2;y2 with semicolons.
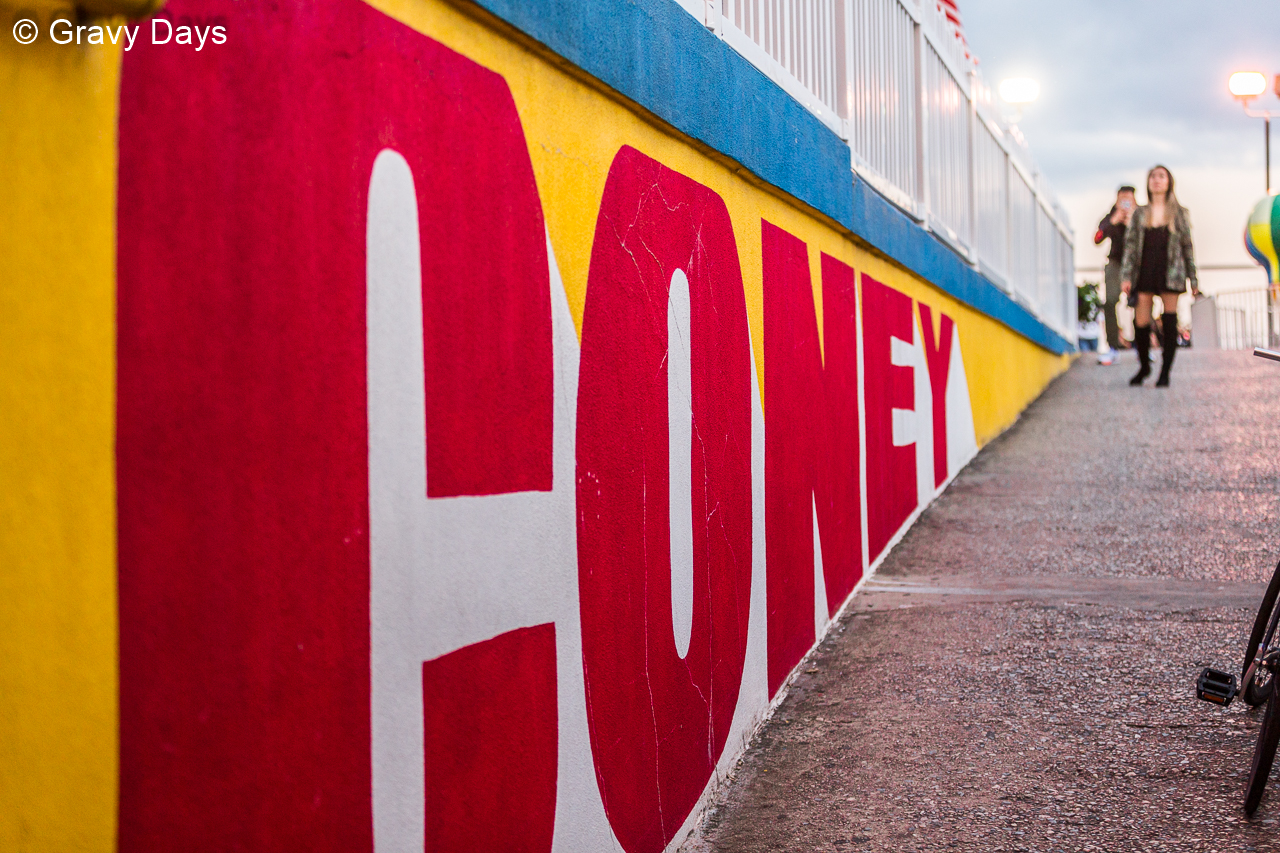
1146;164;1178;208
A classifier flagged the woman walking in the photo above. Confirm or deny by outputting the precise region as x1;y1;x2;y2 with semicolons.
1120;165;1199;387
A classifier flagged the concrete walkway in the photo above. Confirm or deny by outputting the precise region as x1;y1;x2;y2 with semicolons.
682;349;1280;853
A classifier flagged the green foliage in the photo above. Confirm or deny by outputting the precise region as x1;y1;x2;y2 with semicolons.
1078;280;1102;323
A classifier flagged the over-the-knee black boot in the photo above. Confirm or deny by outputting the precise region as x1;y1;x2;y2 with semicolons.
1130;324;1151;385
1156;313;1178;387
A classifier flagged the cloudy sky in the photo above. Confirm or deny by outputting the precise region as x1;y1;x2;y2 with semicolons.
961;0;1280;292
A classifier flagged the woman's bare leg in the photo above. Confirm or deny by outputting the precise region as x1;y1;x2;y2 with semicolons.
1134;292;1154;327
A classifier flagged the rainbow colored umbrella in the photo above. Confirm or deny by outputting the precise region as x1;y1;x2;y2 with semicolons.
1246;194;1280;285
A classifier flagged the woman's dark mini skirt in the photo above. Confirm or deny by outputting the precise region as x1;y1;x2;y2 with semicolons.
1136;225;1171;293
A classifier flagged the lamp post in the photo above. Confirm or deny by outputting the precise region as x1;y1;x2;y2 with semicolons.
1232;72;1280;343
1230;71;1277;193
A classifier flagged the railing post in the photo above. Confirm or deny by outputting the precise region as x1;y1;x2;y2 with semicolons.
1268;285;1277;348
966;69;977;264
703;0;723;35
1032;182;1041;315
835;0;852;132
1004;151;1013;293
913;18;927;219
781;0;791;83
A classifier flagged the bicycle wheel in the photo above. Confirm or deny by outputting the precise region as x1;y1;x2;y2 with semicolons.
1243;558;1280;707
1246;684;1280;815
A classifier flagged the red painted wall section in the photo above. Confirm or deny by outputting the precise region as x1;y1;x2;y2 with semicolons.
117;0;551;848
576;146;753;853
861;274;918;562
918;303;955;489
422;625;558;853
761;221;863;697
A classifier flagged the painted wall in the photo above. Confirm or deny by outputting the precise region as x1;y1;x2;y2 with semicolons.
0;0;1069;850
0;17;121;851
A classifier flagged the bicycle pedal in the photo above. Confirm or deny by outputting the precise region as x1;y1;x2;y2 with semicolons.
1196;667;1238;707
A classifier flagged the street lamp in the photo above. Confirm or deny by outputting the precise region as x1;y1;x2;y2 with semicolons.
1230;70;1278;192
1230;71;1268;100
998;78;1039;127
999;78;1040;104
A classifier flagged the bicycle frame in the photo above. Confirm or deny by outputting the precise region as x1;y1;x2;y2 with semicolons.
1199;348;1280;814
1244;642;1280;694
1241;349;1280;693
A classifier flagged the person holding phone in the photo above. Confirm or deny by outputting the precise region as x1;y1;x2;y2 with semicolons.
1094;185;1137;353
1121;165;1199;387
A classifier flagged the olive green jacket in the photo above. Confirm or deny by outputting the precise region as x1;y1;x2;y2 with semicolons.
1119;203;1199;294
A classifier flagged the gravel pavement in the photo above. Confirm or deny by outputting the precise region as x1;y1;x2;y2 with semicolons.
681;349;1280;853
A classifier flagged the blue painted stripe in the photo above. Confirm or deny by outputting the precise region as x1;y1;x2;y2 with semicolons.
468;0;1073;355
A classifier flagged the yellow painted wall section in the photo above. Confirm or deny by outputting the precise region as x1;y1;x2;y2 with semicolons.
0;25;121;853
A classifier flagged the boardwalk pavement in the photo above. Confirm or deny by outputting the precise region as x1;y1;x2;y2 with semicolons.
681;349;1280;853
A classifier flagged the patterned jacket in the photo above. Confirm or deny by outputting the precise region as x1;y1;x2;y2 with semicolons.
1119;203;1199;294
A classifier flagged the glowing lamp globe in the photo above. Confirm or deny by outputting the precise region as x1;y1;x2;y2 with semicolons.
998;78;1039;105
1245;195;1280;285
1230;71;1268;100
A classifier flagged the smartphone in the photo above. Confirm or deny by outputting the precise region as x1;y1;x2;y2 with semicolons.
1120;199;1133;210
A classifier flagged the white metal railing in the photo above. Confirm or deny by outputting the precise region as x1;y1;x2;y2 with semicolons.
1213;289;1276;350
686;0;1076;341
923;42;969;250
722;0;843;119
972;116;1007;283
848;0;917;206
1007;165;1036;309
